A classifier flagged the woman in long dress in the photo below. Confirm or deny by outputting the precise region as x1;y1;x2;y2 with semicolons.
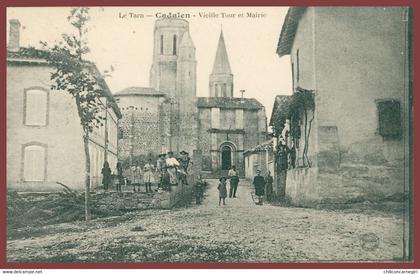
101;161;111;191
253;170;266;205
166;151;180;186
143;158;155;193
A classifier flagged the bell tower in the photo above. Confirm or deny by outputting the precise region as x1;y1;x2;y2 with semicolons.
149;18;198;154
149;18;189;98
209;30;234;97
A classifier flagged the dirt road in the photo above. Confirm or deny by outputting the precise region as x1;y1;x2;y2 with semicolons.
7;179;405;262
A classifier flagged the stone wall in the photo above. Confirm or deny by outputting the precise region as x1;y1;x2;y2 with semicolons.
150;174;196;209
285;164;406;207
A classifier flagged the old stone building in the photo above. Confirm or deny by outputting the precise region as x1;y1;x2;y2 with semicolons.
7;19;122;191
273;7;412;205
116;19;267;177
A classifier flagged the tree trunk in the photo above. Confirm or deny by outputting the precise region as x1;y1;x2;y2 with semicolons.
83;132;91;221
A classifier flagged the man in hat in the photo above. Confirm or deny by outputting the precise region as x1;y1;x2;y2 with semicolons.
228;165;239;198
178;150;191;185
166;151;180;186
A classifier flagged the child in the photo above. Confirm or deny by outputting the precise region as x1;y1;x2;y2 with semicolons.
217;177;227;206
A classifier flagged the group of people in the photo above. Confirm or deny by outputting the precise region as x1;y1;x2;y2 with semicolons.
100;150;192;193
217;167;274;206
252;170;274;205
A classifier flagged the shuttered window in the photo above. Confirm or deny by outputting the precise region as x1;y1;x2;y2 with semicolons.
25;89;48;126
23;145;46;182
377;100;402;139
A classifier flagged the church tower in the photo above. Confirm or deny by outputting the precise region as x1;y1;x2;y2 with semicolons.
209;30;234;97
149;19;190;98
177;31;197;112
149;19;197;154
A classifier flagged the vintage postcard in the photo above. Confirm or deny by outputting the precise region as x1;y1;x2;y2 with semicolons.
5;6;413;266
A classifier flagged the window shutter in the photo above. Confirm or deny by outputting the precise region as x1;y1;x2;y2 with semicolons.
23;145;45;181
377;100;402;138
25;89;47;126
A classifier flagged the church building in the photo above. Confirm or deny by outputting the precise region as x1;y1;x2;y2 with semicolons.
115;18;267;177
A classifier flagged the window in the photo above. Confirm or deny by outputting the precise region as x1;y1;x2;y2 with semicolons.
23;143;47;182
160;34;164;55
377;99;402;139
173;35;177;55
24;88;48;126
222;83;227;97
215;84;219;97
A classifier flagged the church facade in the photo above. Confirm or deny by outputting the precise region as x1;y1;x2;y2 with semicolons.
115;18;267;177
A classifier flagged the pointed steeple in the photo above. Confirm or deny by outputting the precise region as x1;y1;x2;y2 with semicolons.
208;29;234;98
211;30;232;75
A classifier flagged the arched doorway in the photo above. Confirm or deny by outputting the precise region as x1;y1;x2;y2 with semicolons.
220;142;236;171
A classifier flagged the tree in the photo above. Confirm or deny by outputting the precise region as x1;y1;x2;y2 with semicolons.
41;7;108;221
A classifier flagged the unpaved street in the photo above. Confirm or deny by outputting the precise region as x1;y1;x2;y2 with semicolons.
7;179;404;262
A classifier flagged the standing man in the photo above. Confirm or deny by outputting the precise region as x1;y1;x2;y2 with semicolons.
228;165;239;198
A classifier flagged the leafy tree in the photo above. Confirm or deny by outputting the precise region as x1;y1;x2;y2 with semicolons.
41;7;108;221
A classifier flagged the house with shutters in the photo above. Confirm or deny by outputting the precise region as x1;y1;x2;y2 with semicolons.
7;19;122;191
273;7;412;205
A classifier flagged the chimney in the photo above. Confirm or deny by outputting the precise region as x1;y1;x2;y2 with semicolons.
8;19;21;52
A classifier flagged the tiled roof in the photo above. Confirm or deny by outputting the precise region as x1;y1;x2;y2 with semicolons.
7;47;122;119
196;97;264;110
269;95;292;126
244;139;273;155
7;47;49;63
276;7;307;57
114;87;165;97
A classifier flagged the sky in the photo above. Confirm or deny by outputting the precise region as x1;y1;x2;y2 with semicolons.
7;7;292;118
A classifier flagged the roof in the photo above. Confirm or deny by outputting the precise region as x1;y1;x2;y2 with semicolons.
269;95;292;126
114;87;165;97
179;31;195;48
7;47;122;119
244;139;273;155
196;97;264;110
211;30;232;75
276;7;307;57
7;47;49;64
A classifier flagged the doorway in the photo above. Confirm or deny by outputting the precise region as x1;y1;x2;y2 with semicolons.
221;145;232;170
